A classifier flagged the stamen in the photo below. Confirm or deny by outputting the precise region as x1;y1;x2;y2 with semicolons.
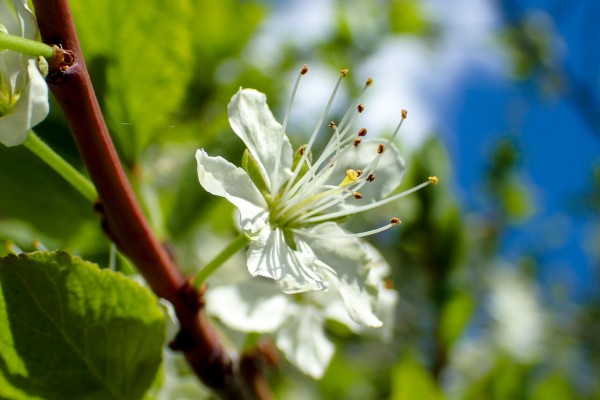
358;128;368;137
302;178;435;224
298;145;306;156
387;109;408;144
336;74;372;130
309;110;363;171
289;152;385;223
282;67;347;195
356;170;363;177
377;143;385;154
274;64;308;192
357;104;365;113
340;68;349;77
328;121;337;129
428;176;439;185
353;138;362;147
353;192;363;199
366;173;375;182
293;220;401;239
366;77;374;86
390;217;401;225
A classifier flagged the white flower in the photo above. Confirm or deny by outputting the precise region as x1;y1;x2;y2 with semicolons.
489;269;546;362
206;244;397;379
0;0;49;146
196;66;435;327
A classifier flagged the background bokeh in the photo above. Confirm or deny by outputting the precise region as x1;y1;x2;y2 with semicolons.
1;0;599;398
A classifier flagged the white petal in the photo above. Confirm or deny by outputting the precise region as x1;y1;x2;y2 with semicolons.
373;287;398;342
0;0;37;39
275;305;334;379
205;280;289;333
328;140;406;206
26;60;50;126
298;223;382;327
228;88;293;192
13;0;39;40
0;1;20;36
196;149;268;237
247;228;327;293
0;60;49;147
363;242;398;341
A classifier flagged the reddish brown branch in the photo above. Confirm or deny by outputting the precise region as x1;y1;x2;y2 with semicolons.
31;1;267;398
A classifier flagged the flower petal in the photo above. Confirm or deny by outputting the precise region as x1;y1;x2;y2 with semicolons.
228;88;293;193
247;228;327;293
12;0;39;40
329;140;406;206
196;149;268;237
0;60;49;147
297;223;382;327
205;279;289;333
275;304;334;379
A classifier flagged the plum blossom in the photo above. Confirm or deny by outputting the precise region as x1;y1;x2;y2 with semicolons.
206;243;398;379
196;66;435;327
0;0;49;146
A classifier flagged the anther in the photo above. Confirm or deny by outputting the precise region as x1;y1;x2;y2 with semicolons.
390;217;401;225
340;68;349;77
358;128;368;137
384;279;394;290
428;176;439;185
377;143;385;154
356;170;363;177
401;109;408;119
353;192;363;199
328;121;337;129
357;104;365;113
366;77;374;86
353;138;362;147
300;64;309;75
298;145;306;156
366;173;375;182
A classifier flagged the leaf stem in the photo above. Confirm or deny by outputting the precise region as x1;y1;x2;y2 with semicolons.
193;234;249;287
0;32;55;58
24;131;97;202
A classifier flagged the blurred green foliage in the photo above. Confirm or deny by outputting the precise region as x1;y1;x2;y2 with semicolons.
0;0;598;399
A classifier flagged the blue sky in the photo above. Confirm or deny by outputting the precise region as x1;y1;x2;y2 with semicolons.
445;0;600;299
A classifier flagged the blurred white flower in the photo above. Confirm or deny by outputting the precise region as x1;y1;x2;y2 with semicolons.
489;269;546;362
0;0;49;146
196;70;434;327
206;244;397;379
154;349;211;400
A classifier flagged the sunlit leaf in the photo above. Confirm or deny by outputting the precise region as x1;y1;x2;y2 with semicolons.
0;251;165;400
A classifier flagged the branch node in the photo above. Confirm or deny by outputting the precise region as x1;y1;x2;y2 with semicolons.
47;44;77;82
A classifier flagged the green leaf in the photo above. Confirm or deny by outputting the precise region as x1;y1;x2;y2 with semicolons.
0;145;105;255
69;0;195;162
531;372;574;400
389;0;430;34
439;291;474;348
390;355;444;400
0;251;165;400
